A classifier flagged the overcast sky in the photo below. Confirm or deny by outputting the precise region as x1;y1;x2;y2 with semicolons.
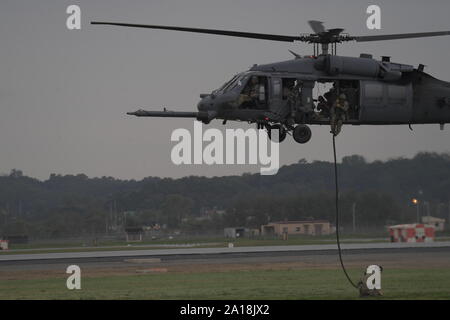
1;0;450;180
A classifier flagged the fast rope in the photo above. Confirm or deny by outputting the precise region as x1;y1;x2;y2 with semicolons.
332;134;358;289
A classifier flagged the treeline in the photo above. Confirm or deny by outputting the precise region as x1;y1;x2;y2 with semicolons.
0;152;449;239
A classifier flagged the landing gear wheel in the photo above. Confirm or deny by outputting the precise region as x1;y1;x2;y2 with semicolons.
267;124;287;143
293;124;312;144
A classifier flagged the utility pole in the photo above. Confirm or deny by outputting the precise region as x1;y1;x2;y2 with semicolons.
412;198;419;223
109;201;113;234
425;201;431;219
417;203;420;222
5;203;9;225
437;203;443;218
114;199;117;230
352;202;356;233
18;200;22;218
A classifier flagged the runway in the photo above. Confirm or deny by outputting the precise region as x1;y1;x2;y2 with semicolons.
1;241;450;272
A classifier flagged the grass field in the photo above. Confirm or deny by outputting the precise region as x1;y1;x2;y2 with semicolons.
1;267;449;300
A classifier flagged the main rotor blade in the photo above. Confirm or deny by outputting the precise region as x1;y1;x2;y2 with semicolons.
354;30;450;42
91;21;303;42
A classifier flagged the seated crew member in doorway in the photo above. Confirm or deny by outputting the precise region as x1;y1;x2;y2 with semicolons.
283;80;295;101
286;81;298;114
238;76;260;108
324;85;338;109
316;96;330;119
330;93;349;135
287;80;304;120
294;80;317;121
341;86;359;119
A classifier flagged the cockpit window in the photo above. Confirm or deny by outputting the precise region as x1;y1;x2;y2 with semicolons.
213;73;249;94
215;75;239;93
213;75;238;92
225;75;249;93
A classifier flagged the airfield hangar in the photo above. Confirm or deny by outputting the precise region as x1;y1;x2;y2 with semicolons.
261;220;331;236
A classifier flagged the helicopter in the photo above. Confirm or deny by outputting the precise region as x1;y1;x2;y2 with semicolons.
91;20;450;144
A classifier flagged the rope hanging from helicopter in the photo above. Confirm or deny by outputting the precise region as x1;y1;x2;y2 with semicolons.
332;133;358;289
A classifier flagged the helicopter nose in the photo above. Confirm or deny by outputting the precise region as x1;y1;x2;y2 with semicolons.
197;96;212;111
197;100;207;111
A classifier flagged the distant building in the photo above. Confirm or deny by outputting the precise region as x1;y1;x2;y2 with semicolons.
249;228;260;237
125;227;144;242
421;216;446;231
261;220;331;236
0;240;8;250
388;223;435;243
224;227;247;238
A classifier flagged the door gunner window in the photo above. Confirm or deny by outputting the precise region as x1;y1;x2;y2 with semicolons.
238;75;268;110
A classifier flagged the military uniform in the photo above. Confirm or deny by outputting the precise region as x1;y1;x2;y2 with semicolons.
316;96;330;118
288;82;314;122
324;88;337;109
342;87;358;118
238;80;259;108
330;94;349;135
287;84;301;114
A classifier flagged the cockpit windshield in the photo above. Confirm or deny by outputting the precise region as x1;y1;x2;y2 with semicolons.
213;73;249;94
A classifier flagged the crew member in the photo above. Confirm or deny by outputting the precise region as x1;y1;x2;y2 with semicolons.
342;86;358;119
239;76;260;108
316;96;330;118
324;84;338;109
330;93;349;135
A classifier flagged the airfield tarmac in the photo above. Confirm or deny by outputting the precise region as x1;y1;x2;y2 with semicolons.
1;242;450;280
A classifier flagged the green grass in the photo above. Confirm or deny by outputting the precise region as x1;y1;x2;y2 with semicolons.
2;268;450;300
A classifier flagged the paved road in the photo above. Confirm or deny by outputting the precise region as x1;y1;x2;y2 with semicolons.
1;241;449;263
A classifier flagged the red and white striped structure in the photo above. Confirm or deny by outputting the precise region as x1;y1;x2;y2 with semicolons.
388;224;435;243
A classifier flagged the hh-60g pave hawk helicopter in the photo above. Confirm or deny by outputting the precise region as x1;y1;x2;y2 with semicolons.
91;20;450;143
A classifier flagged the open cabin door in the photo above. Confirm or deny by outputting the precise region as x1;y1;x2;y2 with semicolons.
270;77;288;118
270;77;315;121
314;80;360;122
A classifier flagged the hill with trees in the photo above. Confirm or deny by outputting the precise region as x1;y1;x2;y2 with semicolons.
1;152;449;239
